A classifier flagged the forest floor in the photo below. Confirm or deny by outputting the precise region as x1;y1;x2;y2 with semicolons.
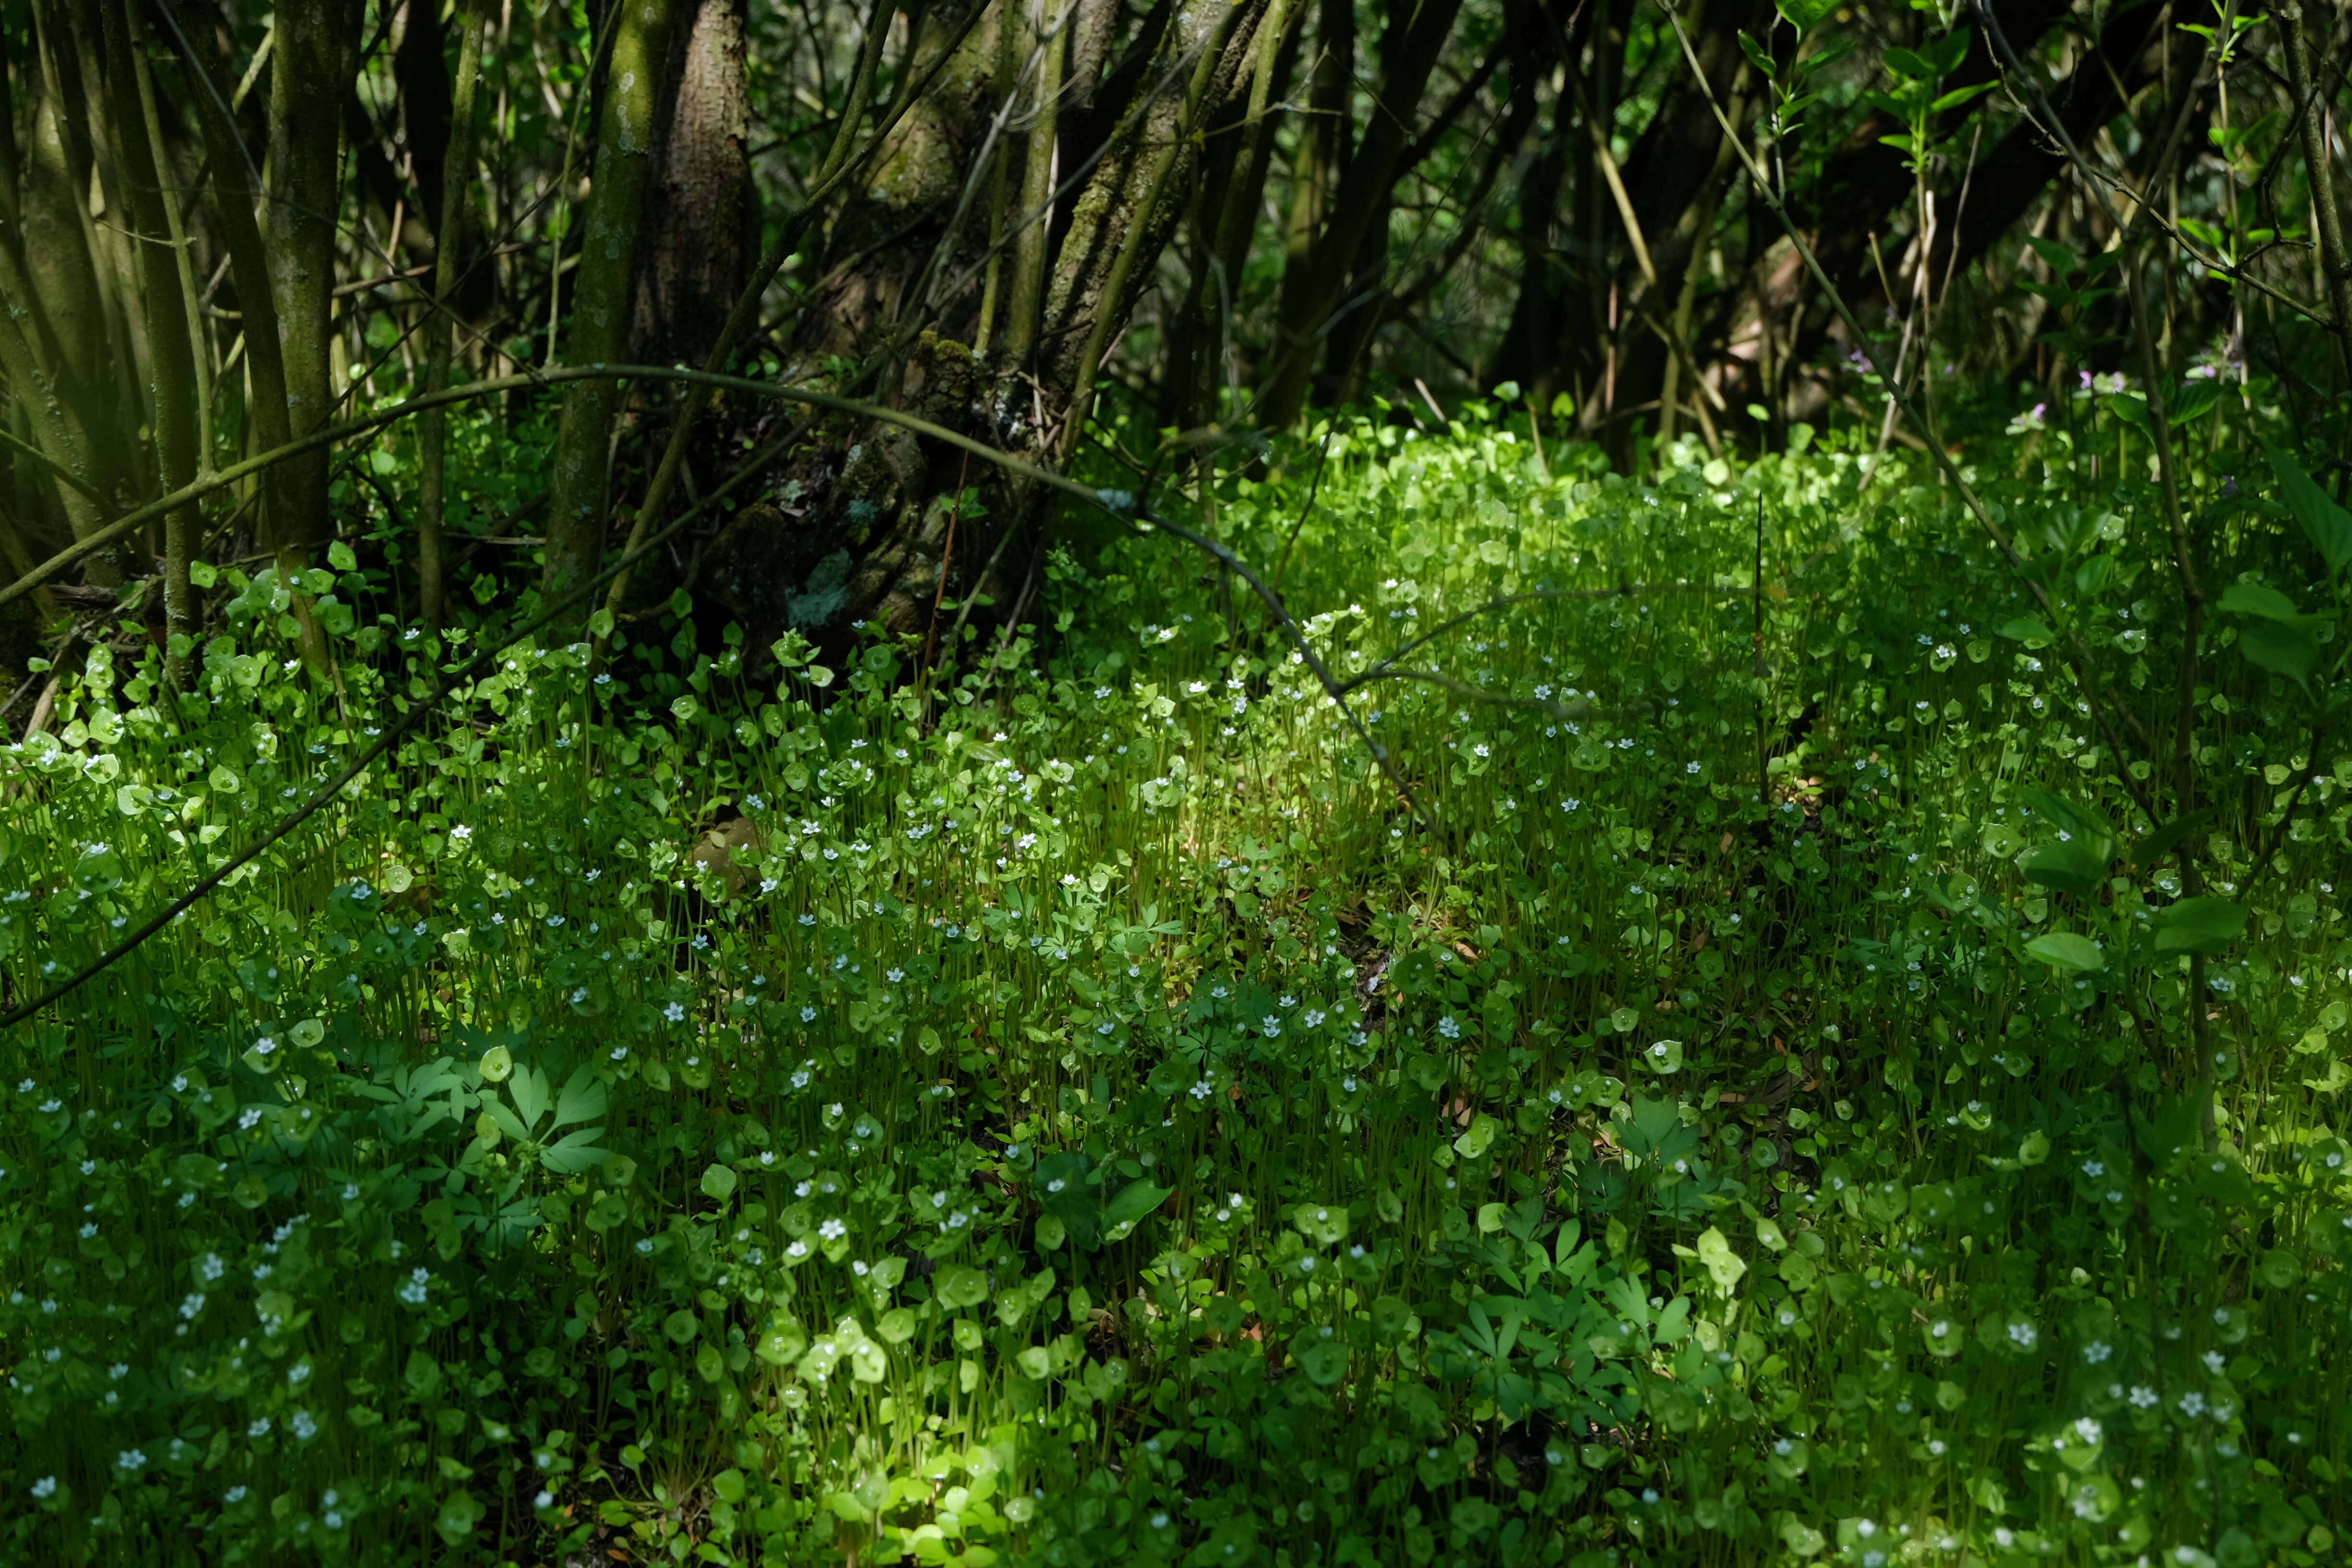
3;407;2348;1568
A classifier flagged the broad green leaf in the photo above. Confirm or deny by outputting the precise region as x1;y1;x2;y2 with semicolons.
2239;618;2318;686
1738;29;1776;77
2218;581;2303;620
1455;1111;1501;1155
756;1320;808;1366
2018;840;2105;897
1103;1178;1173;1231
2170;379;2221;424
2024;235;2079;274
1774;0;1836;32
1930;81;1996;113
2025;931;2106;971
2132;808;2215;868
1795;34;1854;71
1997;616;2054;645
935;1266;990;1310
1882;45;1935;79
2153;897;2246;955
2019;787;2119;863
1297;1340;1349;1386
700;1163;738;1202
1920;28;1970;76
2263;439;2352;574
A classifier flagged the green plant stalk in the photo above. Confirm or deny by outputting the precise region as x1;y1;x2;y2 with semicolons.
1971;0;2220;1147
1659;0;2155;809
417;0;488;640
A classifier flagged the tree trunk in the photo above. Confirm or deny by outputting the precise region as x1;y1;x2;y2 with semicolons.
1256;0;1466;429
418;0;488;637
166;0;299;571
633;0;754;368
267;0;363;563
100;0;203;676
541;0;684;608
703;0;1272;671
17;6;121;528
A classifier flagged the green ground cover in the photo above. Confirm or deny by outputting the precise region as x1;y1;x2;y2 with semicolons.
3;396;2349;1567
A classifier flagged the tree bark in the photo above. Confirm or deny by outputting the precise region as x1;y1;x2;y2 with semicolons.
18;6;120;515
163;0;299;569
2279;0;2352;400
1000;0;1067;365
704;0;1271;667
632;0;754;368
417;0;488;637
267;0;363;564
542;0;685;607
101;0;204;679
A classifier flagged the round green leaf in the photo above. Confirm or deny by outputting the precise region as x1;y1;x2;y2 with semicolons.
1296;1340;1348;1386
935;1265;989;1310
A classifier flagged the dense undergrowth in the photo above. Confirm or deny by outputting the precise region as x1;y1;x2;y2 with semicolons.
3;386;2350;1568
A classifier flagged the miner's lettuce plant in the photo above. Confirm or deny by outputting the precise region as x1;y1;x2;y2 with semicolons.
2;384;2349;1568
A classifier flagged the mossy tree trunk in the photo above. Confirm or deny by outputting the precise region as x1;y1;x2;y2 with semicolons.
702;0;1273;672
541;0;686;611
